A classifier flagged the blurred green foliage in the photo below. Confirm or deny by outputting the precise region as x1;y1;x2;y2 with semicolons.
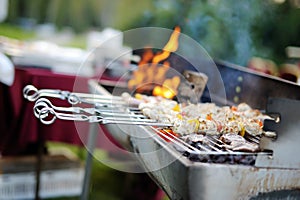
5;0;152;32
4;0;300;65
130;0;300;65
6;0;102;32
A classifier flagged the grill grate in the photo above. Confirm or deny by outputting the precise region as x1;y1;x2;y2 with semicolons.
150;127;272;165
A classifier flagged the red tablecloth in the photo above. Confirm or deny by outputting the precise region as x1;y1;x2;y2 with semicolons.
0;67;92;155
0;67;167;199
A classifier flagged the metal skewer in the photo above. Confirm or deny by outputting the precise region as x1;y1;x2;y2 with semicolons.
34;98;145;118
23;85;125;105
33;98;172;127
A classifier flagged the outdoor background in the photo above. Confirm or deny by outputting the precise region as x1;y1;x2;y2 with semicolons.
1;0;300;199
2;0;300;65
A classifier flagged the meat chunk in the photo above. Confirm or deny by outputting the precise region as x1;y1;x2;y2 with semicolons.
220;134;260;152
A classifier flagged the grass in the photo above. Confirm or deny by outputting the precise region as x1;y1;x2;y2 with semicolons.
0;23;36;39
0;22;87;49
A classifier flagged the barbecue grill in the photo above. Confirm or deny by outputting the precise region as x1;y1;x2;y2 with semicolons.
90;61;300;200
24;61;300;199
91;68;300;199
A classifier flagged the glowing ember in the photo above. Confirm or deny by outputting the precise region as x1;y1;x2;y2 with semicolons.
128;26;181;99
153;76;180;99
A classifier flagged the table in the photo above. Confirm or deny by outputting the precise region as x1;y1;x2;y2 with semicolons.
0;67;124;199
0;67;164;200
0;67;90;155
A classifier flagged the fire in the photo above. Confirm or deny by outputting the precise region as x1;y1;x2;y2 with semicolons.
152;26;181;64
128;26;181;99
153;76;180;99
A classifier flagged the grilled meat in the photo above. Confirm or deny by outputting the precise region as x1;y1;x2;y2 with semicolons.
132;94;269;137
220;134;260;152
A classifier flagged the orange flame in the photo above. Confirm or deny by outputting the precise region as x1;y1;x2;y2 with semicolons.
153;76;180;99
152;26;181;64
128;26;181;99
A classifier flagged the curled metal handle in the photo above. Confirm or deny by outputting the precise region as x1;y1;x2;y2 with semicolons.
33;98;103;124
23;85;125;106
23;85;68;101
35;106;103;125
23;85;39;101
67;93;82;105
38;107;57;125
34;98;101;117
